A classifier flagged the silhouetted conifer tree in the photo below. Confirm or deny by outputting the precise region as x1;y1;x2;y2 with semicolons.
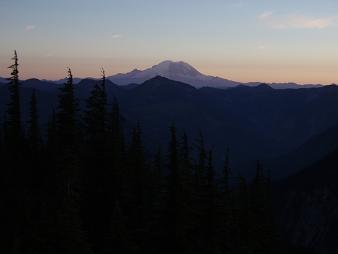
46;110;57;157
6;50;22;150
3;50;25;254
25;90;43;232
25;90;43;209
123;123;149;252
204;150;217;254
165;125;182;253
178;132;196;252
218;150;234;253
250;162;274;254
0;53;285;254
27;90;40;153
103;200;135;254
52;68;91;254
196;133;207;185
109;97;125;202
237;175;250;254
57;68;78;151
84;68;107;146
82;69;111;252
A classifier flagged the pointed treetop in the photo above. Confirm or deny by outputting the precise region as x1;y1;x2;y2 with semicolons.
11;50;18;62
101;67;106;88
8;50;19;79
66;67;73;85
101;67;105;79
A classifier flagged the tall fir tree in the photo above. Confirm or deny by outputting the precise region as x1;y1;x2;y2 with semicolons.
52;68;91;254
27;90;39;150
26;90;43;200
237;175;250;254
6;50;22;150
109;97;125;202
196;133;207;185
166;125;181;253
204;150;217;254
3;50;25;254
46;110;57;158
123;123;148;252
82;69;111;252
218;149;234;253
83;68;107;147
56;67;80;195
178;131;196;252
250;162;274;254
57;68;78;153
191;132;208;252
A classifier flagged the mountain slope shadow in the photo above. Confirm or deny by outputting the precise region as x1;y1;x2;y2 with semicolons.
276;149;338;254
267;123;338;179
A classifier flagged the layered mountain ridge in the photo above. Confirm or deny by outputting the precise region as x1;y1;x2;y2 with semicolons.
1;60;322;89
0;75;337;179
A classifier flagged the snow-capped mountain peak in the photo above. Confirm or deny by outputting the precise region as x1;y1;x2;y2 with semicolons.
148;60;202;78
108;60;239;88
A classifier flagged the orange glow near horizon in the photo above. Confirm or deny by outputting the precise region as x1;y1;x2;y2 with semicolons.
0;60;337;86
0;53;338;85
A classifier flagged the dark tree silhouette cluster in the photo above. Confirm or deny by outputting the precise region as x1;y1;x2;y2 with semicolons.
0;52;308;254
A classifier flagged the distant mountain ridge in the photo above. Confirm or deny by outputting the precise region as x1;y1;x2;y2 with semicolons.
45;77;92;84
0;60;323;89
0;77;8;83
108;60;322;89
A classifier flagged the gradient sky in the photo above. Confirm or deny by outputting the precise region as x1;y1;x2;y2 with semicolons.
1;0;338;84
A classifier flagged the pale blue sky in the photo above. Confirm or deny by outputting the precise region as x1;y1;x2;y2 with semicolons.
1;0;338;83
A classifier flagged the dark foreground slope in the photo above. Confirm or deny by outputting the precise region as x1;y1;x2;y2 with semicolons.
276;149;338;254
266;123;338;179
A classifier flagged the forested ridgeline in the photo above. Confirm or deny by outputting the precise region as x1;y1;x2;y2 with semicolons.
0;52;310;254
